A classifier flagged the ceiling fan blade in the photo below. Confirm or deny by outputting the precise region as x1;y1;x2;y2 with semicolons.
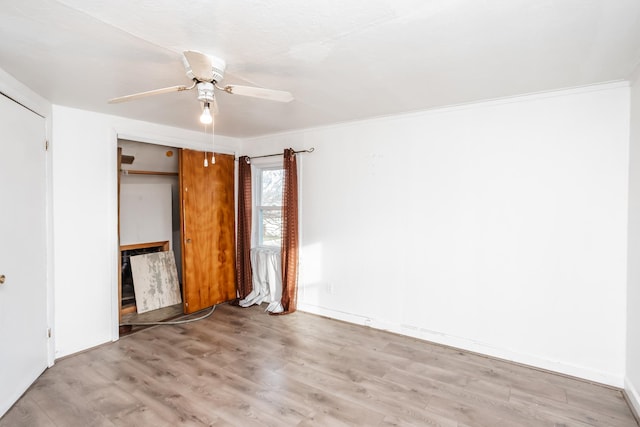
183;50;214;82
108;85;190;104
223;84;294;102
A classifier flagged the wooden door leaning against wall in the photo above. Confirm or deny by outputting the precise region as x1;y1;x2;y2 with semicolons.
180;149;236;314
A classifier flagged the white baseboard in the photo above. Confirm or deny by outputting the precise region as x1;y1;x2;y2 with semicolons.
297;303;624;387
625;377;640;420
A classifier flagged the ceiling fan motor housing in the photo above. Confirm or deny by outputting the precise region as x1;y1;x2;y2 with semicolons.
197;82;215;102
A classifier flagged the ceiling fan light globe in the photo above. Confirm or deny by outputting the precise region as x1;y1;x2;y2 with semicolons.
200;103;213;124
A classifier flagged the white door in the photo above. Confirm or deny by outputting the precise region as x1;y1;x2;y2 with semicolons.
0;94;48;417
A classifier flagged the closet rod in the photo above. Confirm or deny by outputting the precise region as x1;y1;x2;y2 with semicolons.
120;170;179;176
237;147;314;163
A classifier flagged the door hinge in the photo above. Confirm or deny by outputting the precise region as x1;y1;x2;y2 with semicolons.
47;328;52;338
45;140;49;151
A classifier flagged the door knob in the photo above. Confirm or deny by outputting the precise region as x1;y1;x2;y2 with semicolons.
186;238;192;244
0;275;5;285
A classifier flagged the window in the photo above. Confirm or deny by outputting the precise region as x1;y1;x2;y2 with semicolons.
256;166;283;247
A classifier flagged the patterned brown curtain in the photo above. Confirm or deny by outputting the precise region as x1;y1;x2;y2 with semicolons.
276;148;299;314
235;156;253;299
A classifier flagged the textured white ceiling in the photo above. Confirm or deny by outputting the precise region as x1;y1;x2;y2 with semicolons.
1;0;640;138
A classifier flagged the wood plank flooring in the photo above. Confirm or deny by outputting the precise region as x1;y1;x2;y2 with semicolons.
1;303;637;426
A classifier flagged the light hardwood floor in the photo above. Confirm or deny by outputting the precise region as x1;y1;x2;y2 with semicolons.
1;303;638;426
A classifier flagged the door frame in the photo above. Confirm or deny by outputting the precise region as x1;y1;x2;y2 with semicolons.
109;131;238;340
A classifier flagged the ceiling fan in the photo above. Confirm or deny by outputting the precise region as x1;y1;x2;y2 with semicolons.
108;51;294;124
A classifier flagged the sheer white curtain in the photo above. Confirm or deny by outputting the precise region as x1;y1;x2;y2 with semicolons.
238;247;283;313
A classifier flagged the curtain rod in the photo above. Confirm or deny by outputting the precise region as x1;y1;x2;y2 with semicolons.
236;147;315;163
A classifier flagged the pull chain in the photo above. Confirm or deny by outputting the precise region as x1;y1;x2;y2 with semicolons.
210;118;216;165
203;122;209;167
202;119;216;166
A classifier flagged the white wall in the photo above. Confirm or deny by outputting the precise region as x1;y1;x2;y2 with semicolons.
120;183;173;246
51;105;240;358
626;66;640;413
242;83;630;386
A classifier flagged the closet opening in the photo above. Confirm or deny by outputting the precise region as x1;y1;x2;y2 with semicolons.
118;139;183;335
117;140;237;336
